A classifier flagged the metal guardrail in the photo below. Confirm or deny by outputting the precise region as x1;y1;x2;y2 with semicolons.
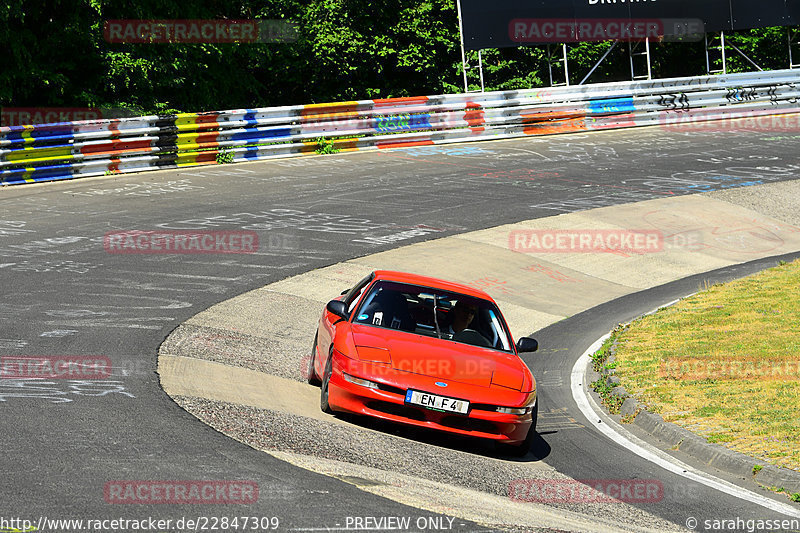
2;69;800;185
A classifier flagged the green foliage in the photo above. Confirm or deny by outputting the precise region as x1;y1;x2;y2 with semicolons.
768;486;800;502
461;47;545;92
314;137;339;155
590;376;624;414
1;1;796;113
1;0;463;111
216;149;235;164
302;0;460;99
590;337;615;372
707;432;735;443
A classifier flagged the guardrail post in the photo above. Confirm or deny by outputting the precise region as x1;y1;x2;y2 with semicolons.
477;50;485;93
703;31;728;74
629;38;652;81
706;32;727;74
456;0;469;92
789;27;800;69
547;44;570;87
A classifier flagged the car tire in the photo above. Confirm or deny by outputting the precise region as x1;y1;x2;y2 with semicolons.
500;401;538;457
307;331;321;386
320;349;334;414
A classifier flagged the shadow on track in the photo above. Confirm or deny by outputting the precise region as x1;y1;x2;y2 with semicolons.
330;411;552;462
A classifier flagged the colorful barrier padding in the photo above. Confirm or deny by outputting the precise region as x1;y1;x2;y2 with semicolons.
2;69;800;185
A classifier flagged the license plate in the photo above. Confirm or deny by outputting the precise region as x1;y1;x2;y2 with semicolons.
405;389;469;414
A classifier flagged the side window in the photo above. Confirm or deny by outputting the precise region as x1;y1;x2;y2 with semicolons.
352;282;415;332
345;274;374;314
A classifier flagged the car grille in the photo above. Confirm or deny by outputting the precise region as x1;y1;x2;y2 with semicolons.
439;416;501;434
367;401;426;421
366;401;501;435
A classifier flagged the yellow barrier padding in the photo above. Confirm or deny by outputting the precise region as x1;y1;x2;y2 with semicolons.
303;101;360;111
174;113;220;132
5;146;75;163
176;150;218;166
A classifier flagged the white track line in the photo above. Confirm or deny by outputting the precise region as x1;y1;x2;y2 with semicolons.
571;334;800;518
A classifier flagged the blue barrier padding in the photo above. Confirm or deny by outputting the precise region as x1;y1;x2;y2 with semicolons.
0;162;75;184
587;98;636;114
3;132;77;146
2;127;76;145
242;148;262;160
231;128;292;141
239;111;260;127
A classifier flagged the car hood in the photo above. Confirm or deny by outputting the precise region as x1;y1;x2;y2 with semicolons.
350;325;525;390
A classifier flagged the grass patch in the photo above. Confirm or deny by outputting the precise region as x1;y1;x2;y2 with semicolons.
707;432;735;443
589;327;627;414
767;486;800;502
590;335;615;372
215;149;235;164
591;376;625;413
611;258;800;471
314;137;340;155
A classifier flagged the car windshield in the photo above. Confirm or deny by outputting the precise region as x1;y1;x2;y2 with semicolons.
352;280;513;352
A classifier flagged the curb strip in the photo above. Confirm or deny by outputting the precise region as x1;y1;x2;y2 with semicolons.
586;296;800;497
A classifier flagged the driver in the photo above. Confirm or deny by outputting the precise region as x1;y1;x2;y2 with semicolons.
445;300;477;337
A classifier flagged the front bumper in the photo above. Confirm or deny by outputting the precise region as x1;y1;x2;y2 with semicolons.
326;352;535;443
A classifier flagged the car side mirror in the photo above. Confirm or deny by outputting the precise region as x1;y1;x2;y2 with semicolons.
516;337;538;353
326;300;348;320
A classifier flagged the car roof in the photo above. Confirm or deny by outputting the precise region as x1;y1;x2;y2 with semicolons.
371;270;495;302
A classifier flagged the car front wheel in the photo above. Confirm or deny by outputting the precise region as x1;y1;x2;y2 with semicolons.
500;402;538;457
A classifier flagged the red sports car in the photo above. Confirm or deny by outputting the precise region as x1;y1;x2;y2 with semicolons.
307;270;539;455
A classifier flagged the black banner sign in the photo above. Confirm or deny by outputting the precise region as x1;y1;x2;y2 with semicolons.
461;0;800;50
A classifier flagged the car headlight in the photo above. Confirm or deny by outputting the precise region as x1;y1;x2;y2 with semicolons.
495;398;536;415
342;372;380;390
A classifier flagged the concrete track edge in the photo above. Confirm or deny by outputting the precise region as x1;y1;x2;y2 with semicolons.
158;179;800;530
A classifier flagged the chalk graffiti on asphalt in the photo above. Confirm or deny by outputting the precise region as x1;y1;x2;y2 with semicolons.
0;379;135;404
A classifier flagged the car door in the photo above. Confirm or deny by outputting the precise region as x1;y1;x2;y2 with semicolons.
316;273;374;375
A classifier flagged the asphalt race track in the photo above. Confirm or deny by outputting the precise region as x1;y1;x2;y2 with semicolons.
2;125;800;532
